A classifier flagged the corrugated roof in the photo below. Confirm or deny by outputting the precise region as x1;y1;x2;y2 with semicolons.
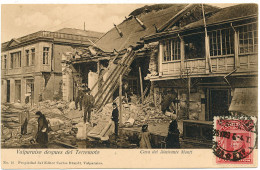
184;4;258;29
95;4;189;52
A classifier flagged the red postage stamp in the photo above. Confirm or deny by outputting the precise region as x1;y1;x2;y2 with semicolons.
213;116;257;164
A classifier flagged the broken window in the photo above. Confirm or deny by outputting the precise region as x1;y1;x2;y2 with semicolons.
25;50;30;66
43;47;49;64
31;48;35;65
209;28;234;56
238;23;258;54
184;34;205;59
10;51;21;68
163;39;180;62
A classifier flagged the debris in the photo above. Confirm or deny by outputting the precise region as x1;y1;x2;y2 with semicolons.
69;101;76;110
48;118;65;131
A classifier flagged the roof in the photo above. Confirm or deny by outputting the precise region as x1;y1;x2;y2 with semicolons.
56;28;104;42
143;4;258;42
184;4;258;29
95;4;218;52
95;4;188;52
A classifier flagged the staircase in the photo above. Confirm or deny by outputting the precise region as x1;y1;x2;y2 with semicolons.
90;47;136;111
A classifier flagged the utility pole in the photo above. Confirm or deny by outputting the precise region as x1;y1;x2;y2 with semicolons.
139;67;144;104
187;75;190;120
119;75;123;126
84;22;85;31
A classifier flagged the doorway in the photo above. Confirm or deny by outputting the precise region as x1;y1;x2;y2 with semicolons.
15;80;21;103
7;80;10;102
209;89;230;121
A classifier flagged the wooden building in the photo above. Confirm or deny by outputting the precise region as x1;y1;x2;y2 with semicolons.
143;4;258;146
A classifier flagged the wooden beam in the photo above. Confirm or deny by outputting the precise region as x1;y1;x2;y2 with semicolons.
119;74;123;126
186;76;190;119
234;30;239;69
139;67;144;104
180;38;185;72
158;4;196;32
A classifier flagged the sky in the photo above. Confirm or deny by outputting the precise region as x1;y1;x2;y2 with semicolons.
1;3;242;43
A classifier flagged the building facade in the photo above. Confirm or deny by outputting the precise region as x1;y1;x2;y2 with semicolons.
143;4;258;145
1;30;102;105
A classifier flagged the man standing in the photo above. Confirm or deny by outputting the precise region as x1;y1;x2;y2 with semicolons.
75;84;84;111
111;102;119;137
83;88;95;123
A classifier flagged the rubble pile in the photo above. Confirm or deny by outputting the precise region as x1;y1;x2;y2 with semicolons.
1;100;79;148
93;95;172;128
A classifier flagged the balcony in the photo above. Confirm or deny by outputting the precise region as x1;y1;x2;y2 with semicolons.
154;53;258;80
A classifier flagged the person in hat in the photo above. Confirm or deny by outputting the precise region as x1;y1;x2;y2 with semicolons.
82;88;95;123
166;115;180;148
111;102;119;136
139;124;152;148
75;84;84;111
35;111;48;147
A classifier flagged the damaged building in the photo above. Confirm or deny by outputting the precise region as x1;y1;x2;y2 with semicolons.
143;4;258;146
62;4;218;110
1;28;103;105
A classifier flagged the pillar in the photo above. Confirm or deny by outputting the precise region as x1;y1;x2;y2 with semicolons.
158;42;163;76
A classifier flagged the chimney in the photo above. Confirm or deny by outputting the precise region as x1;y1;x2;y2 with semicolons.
114;23;123;37
134;16;146;30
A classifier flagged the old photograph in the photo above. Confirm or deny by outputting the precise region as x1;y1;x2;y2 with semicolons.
1;2;258;168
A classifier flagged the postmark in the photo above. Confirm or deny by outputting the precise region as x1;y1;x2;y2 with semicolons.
213;116;257;164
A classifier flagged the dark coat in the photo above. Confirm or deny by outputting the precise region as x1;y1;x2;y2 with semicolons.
36;115;48;145
112;108;119;122
83;94;95;109
166;120;180;148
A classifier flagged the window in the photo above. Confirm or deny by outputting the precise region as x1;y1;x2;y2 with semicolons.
184;34;205;59
10;54;14;69
128;78;138;95
238;23;258;54
10;51;21;68
25;50;30;66
1;55;7;69
43;47;49;64
209;28;234;56
4;55;7;69
31;48;35;65
163;39;180;62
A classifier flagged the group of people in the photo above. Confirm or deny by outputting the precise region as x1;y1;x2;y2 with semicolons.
139;115;180;149
32;85;180;148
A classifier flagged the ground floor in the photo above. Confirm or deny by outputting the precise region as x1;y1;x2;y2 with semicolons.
1;72;62;105
151;75;257;145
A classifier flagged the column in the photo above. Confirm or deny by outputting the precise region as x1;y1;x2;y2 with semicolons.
158;42;163;76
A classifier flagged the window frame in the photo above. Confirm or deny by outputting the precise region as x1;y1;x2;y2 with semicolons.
43;47;50;65
209;28;234;57
237;22;258;55
162;38;181;63
10;51;21;68
25;49;30;66
31;48;35;65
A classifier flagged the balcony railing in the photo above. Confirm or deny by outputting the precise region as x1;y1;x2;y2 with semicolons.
14;31;97;44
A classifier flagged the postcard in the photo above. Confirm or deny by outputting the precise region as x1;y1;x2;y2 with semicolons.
1;2;258;169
